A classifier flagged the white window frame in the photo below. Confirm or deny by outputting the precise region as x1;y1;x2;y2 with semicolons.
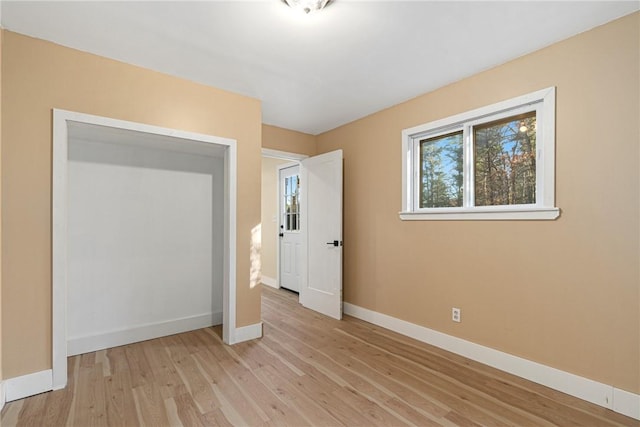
400;87;559;221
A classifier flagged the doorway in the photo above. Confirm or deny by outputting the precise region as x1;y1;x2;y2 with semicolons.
260;148;344;320
260;149;306;291
278;164;302;292
52;110;238;390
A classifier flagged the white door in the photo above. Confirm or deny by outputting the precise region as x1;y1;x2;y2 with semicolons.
279;165;302;292
300;150;343;320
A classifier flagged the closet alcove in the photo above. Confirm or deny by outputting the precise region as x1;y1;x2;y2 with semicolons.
52;111;237;389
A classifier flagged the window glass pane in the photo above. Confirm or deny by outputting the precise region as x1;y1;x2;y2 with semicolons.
282;173;301;231
419;131;464;208
474;112;536;206
286;177;292;197
292;174;300;214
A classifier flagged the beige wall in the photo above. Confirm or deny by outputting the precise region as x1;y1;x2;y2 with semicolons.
317;13;639;393
1;31;262;379
263;124;316;156
261;157;292;281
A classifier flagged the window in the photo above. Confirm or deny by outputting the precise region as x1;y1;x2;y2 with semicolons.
282;173;300;231
401;87;559;220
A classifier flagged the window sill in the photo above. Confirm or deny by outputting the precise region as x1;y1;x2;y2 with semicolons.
399;206;560;221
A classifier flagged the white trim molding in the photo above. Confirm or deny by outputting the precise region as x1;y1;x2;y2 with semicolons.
262;148;308;161
67;312;223;356
52;109;239;391
230;322;263;344
400;206;560;221
0;380;5;410
262;148;308;291
401;87;558;221
261;276;278;288
344;302;639;420
5;370;53;402
613;388;640;420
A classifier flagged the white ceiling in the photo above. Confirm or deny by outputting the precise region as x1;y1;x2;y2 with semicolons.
2;1;638;135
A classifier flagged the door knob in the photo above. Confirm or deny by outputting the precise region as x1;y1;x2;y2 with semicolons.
326;240;342;247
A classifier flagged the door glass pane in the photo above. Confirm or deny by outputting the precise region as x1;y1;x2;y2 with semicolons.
282;173;301;231
474;112;536;206
419;131;464;208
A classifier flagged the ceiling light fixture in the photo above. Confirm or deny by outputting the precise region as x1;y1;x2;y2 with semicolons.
282;0;332;15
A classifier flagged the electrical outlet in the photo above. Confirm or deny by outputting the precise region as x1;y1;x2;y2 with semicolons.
452;307;461;323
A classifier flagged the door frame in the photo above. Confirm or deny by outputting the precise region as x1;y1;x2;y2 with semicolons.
52;109;238;390
262;149;307;291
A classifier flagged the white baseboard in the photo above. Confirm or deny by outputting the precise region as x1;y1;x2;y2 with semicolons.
261;276;278;288
0;380;5;410
67;311;223;356
344;302;639;421
231;322;263;344
613;387;640;420
5;369;53;402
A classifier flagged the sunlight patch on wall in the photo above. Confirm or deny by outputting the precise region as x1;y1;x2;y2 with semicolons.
250;223;262;289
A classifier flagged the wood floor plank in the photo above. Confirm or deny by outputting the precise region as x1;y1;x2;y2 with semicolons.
72;357;108;427
288;375;377;426
132;383;171;427
105;346;129;376
124;343;155;389
2;284;638;427
332;385;412;427
173;393;207;427
104;371;138;426
141;337;188;399
14;392;47;427
263;309;512;426
165;334;221;413
0;398;23;427
95;349;112;378
336;321;600;426
267;324;436;426
41;386;74;427
191;344;270;425
444;410;485;427
79;352;96;369
317;344;452;425
163;396;184;427
252;364;346;427
199;408;234;427
331;327;550;427
217;352;310;426
384;396;447;427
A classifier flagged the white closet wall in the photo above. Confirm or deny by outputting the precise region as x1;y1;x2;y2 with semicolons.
67;138;223;355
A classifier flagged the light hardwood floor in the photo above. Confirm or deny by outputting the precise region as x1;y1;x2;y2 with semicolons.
2;285;637;426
